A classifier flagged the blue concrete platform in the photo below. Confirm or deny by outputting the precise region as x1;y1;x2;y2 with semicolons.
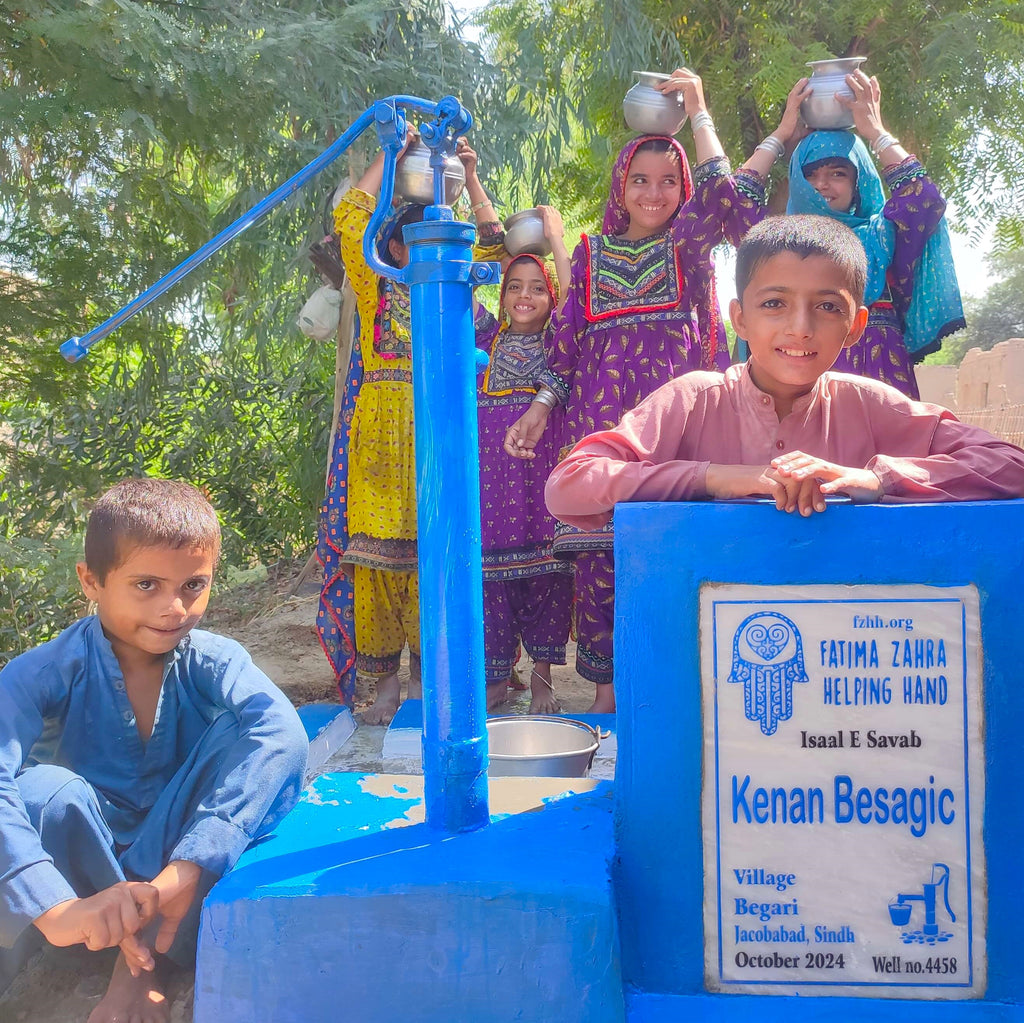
195;774;623;1023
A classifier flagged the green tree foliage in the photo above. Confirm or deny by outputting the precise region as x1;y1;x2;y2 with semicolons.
480;0;1024;241
0;0;509;658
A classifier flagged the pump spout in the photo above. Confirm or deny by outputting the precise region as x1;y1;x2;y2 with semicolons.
933;862;955;924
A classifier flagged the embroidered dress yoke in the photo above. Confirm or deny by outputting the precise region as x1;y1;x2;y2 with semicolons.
543;154;765;458
334;187;417;572
476;304;570;579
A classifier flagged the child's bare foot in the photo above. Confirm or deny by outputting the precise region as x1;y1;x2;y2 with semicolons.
486;680;508;712
587;685;616;714
528;663;560;715
360;674;402;725
88;952;169;1023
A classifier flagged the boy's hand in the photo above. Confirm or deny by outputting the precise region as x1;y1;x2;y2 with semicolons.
536;204;564;240
772;452;884;503
150;859;204;956
504;402;551;460
34;881;159;954
455;136;478;176
706;463;827;515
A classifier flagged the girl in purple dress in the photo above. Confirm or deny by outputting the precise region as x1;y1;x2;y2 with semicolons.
460;142;574;713
779;71;965;397
505;68;777;711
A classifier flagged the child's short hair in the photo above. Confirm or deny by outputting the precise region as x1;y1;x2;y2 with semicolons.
84;479;221;582
736;215;868;305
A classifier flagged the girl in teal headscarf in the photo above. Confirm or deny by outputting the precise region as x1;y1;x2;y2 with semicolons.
784;70;964;398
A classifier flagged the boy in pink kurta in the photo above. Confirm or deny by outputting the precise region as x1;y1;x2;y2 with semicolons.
547;215;1024;530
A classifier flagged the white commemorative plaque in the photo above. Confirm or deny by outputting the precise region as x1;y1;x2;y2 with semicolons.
701;584;985;998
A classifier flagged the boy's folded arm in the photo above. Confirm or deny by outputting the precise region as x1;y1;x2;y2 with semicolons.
2;856;80;945
868;417;1024;502
545;376;717;527
545;435;711;528
176;639;309;876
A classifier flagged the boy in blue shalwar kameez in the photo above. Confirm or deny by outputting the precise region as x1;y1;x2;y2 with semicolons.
0;479;308;1023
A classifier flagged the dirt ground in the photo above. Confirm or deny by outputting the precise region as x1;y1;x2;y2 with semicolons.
0;562;598;1022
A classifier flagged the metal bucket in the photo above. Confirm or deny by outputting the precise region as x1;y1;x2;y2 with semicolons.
486;716;600;778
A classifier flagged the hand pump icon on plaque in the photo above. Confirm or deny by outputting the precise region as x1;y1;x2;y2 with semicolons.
888;863;956;944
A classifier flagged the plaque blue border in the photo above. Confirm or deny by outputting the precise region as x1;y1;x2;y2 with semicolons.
710;595;974;989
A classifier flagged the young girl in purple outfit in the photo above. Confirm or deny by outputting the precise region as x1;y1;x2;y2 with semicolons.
504;68;800;711
459;142;574;713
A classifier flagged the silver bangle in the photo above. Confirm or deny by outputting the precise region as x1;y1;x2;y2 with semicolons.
754;135;785;160
691;110;715;133
871;132;899;156
532;387;558;409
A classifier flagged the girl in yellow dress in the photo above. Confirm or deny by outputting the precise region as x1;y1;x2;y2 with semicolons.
330;135;423;724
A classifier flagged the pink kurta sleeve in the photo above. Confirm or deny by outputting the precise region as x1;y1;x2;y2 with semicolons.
868;410;1024;502
545;374;723;529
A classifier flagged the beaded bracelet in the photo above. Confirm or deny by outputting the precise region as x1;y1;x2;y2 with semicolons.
470;198;493;212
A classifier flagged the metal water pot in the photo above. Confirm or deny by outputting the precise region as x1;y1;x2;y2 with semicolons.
622;71;687;136
393;138;466;205
801;57;868;130
503;208;551;257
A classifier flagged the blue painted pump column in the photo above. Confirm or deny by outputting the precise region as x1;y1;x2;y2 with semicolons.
405;210;498;833
50;86;499;833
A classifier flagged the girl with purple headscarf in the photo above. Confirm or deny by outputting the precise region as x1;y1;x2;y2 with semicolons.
459;140;575;714
504;68;802;712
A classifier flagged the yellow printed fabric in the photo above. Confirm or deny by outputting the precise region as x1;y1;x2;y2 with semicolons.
353;566;420;676
334;188;417;573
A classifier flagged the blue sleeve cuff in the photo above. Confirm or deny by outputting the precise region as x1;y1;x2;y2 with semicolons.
0;860;78;947
170;817;253;878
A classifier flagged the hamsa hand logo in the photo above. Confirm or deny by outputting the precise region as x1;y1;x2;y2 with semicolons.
728;611;809;736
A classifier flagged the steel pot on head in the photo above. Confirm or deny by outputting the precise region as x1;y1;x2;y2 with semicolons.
623;71;687;136
801;56;868;130
393;138;466;206
503;208;551;257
